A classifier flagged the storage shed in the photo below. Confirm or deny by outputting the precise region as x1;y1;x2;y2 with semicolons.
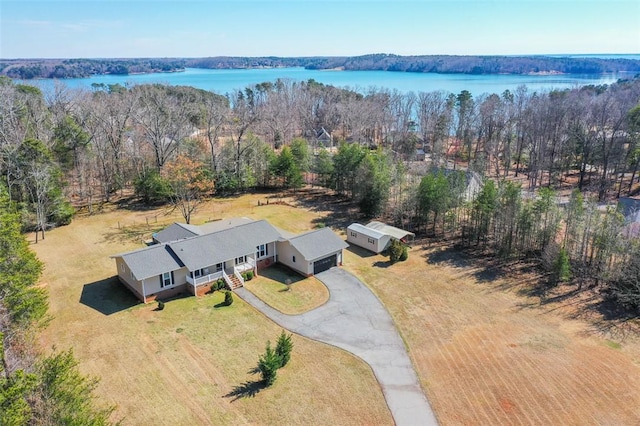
346;223;391;254
366;221;415;243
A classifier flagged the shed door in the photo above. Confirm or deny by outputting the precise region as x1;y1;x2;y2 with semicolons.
313;254;337;274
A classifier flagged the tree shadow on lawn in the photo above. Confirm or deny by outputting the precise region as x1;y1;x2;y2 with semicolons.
80;276;140;315
224;380;266;401
224;367;266;401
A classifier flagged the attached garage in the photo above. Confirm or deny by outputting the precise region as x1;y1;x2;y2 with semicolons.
313;254;337;274
277;227;348;276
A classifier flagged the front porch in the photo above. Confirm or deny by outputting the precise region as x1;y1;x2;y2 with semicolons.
185;255;261;294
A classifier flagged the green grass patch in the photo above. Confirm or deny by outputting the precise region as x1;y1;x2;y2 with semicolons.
605;340;622;350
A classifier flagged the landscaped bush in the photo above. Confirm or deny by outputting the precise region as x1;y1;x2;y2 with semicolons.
399;245;408;262
216;279;226;291
157;300;165;311
388;239;404;263
245;271;254;281
223;290;233;306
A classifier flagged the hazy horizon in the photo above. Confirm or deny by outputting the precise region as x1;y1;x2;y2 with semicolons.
2;53;640;61
1;1;638;59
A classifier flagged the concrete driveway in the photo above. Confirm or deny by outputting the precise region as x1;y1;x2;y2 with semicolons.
235;267;438;426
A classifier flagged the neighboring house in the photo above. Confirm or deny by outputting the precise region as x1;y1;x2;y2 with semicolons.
315;127;333;148
112;219;347;303
618;197;640;237
346;221;415;253
618;197;640;223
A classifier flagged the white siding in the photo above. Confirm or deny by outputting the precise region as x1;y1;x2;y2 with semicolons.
276;241;312;276
346;227;390;253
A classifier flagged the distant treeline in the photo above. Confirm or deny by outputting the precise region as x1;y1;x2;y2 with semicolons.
3;54;640;80
0;58;186;79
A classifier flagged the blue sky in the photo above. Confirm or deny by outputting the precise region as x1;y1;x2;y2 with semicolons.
1;0;638;58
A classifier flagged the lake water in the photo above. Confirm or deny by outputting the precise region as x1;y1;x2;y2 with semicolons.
24;67;632;97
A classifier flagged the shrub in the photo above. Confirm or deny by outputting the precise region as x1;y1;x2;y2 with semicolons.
216;279;226;291
275;330;293;368
399;245;408;262
223;290;233;306
246;271;254;281
241;272;248;281
157;300;165;311
257;341;280;387
388;239;404;263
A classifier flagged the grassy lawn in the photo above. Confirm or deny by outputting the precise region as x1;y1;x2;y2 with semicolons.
342;244;640;425
32;193;392;425
243;264;329;315
31;188;640;425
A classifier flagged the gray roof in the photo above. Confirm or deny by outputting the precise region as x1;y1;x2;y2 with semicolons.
169;220;281;270
153;218;255;243
196;217;254;234
366;221;415;240
112;244;184;281
288;227;348;262
153;223;199;243
347;223;387;239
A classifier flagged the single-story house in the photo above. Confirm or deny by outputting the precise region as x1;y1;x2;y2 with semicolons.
346;221;415;253
111;219;347;303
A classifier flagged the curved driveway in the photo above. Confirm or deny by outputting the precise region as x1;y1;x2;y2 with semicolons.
235;267;438;426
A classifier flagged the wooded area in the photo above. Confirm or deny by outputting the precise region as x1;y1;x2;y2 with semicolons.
3;54;640;79
1;74;640;311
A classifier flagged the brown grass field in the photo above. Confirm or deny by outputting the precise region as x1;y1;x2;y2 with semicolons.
243;265;329;315
32;189;640;425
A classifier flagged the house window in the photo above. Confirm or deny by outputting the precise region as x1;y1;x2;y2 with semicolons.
368;238;375;244
161;272;173;288
235;256;247;265
193;269;203;278
256;244;268;258
215;263;223;272
292;255;296;263
350;231;357;237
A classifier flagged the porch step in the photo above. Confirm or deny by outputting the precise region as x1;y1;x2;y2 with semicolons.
228;274;243;290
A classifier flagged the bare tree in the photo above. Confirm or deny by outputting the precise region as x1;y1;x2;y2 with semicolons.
133;84;192;170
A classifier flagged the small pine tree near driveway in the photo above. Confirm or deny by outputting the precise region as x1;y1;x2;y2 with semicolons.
258;341;280;387
275;330;293;367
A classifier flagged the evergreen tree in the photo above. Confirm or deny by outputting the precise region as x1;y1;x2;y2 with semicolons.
275;330;293;368
353;151;391;218
257;342;280;387
553;248;572;283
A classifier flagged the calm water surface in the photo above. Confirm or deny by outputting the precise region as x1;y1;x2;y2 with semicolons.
25;67;631;96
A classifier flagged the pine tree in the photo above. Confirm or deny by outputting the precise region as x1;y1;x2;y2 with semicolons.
275;330;293;368
257;342;280;387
